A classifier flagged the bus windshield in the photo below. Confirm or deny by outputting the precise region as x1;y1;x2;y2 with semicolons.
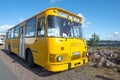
47;15;82;38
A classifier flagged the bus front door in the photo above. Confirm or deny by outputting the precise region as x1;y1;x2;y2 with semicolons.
19;26;25;59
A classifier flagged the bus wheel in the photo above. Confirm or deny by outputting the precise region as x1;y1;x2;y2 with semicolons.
27;50;34;67
8;45;12;55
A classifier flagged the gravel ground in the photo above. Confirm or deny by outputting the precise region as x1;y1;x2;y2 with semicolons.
0;45;120;80
0;58;18;80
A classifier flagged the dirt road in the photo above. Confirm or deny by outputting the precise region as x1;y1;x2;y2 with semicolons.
0;58;18;80
0;45;119;80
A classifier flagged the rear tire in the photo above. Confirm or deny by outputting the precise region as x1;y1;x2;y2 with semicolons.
8;45;12;55
27;50;34;67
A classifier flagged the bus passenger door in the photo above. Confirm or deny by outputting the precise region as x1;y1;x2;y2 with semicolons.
19;26;25;59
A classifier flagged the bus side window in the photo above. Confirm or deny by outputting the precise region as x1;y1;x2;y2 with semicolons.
37;17;45;36
26;17;36;37
11;28;14;38
14;26;18;38
8;30;11;39
7;31;10;39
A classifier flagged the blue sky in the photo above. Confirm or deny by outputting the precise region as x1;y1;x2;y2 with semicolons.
0;0;120;40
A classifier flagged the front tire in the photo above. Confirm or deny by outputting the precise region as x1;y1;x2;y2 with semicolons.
27;50;34;67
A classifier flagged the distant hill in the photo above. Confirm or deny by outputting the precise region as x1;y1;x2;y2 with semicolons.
99;40;120;47
87;40;120;47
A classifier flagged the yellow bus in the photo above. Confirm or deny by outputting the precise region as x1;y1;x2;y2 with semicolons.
5;7;88;72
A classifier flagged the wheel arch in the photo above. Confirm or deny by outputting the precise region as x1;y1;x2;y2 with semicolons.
25;48;31;62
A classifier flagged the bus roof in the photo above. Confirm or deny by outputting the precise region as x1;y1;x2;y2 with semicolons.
7;7;82;30
45;7;82;19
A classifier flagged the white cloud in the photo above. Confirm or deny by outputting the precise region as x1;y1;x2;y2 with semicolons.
50;0;56;3
77;13;91;28
19;18;24;22
86;22;91;25
99;32;120;40
50;0;62;4
78;13;84;20
114;32;120;36
0;24;14;32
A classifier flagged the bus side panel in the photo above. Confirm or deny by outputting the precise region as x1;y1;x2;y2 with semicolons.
9;39;18;54
36;37;48;67
12;39;19;55
25;38;39;63
25;37;48;67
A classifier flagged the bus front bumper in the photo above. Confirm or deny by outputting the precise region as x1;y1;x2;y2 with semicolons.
47;57;88;72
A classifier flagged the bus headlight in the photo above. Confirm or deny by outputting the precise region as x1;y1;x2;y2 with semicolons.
57;55;62;62
86;53;89;57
